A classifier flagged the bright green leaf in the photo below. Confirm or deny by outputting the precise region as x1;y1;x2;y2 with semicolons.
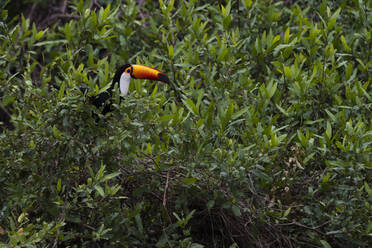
95;185;105;197
184;177;197;185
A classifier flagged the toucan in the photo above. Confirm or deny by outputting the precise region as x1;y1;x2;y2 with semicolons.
1;64;178;130
88;64;179;115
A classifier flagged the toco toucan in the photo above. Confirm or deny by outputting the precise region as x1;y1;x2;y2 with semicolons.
1;64;179;130
89;64;179;115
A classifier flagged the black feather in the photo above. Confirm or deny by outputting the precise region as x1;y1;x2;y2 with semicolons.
89;64;131;115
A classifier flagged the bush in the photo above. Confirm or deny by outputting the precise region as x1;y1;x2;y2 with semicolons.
0;0;371;247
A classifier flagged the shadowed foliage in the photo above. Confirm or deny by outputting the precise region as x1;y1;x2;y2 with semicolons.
0;0;371;247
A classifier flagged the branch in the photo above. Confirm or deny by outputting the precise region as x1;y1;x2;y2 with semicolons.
162;170;170;207
40;14;79;29
276;220;330;234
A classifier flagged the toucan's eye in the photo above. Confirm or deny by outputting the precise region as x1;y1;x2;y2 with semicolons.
127;69;131;73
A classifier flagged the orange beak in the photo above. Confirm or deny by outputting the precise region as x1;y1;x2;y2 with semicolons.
131;64;170;84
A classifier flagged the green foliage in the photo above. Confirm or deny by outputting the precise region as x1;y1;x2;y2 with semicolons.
0;0;371;247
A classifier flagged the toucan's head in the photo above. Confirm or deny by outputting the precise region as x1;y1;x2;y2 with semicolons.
113;64;170;95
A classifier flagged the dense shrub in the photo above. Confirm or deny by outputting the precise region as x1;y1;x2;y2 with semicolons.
0;0;371;247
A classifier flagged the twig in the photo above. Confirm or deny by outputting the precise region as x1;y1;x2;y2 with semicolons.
27;3;38;21
83;223;96;231
237;0;240;29
60;0;67;14
48;13;79;21
52;202;66;248
40;14;79;29
52;236;58;248
137;151;160;168
162;170;170;207
90;0;102;9
248;173;257;195
276;220;330;234
151;192;163;202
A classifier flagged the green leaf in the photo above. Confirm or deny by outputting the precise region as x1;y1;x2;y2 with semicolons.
185;209;195;223
18;213;26;223
58;82;65;100
166;0;175;14
283;207;291;218
340;35;351;52
359;83;372;102
95;185;105;197
173;212;181;222
158;0;164;10
243;0;252;8
103;172;120;182
147;142;152;155
326;121;332;139
96;163;105;180
21;14;29;31
1;9;8;19
231;205;241;217
284;66;291;79
207;200;215;210
35;29;46;41
223;101;235;127
102;3;111;22
320;240;332;248
284;27;290;43
364;182;372;199
221;4;226;17
184;177;197;185
77;0;84;14
276;104;289;116
345;63;353;80
151;84;158;97
232;106;249;120
225;0;231;16
34;39;68;47
97;82;112;95
52;125;62;139
168;44;174;59
267;35;281;53
64;23;71;41
297;130;307;147
183;98;199;116
89;10;97;28
196;89;204;109
327;8;341;30
217;47;229;62
135;214;144;235
267;81;277;99
325;109;336;122
57;179;62;193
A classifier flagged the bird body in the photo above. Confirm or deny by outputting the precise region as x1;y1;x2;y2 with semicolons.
92;64;170;114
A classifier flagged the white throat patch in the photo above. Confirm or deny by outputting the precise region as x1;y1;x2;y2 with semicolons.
119;72;131;95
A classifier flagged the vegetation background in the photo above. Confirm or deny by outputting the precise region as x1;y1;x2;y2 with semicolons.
0;0;371;247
